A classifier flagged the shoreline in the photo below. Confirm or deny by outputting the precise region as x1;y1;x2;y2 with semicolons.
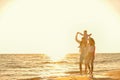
17;69;120;80
0;53;120;80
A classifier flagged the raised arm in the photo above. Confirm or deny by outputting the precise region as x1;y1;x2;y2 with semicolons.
79;32;83;36
88;33;92;36
75;32;81;43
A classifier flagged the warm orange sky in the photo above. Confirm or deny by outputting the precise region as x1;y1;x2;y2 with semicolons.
0;0;120;57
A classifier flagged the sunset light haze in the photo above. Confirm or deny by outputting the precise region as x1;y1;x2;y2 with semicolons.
0;0;120;55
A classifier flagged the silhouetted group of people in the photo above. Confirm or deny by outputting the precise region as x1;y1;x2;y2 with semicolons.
75;30;95;76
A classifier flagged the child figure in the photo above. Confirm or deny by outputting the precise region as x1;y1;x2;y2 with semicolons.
78;30;92;46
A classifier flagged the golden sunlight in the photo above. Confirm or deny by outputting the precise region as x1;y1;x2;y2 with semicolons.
48;54;65;62
1;0;120;54
46;51;66;61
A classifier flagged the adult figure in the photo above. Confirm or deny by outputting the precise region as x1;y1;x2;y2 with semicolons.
75;31;89;74
85;37;95;75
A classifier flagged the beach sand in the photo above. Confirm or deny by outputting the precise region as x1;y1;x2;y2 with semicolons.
105;69;120;80
55;76;93;80
18;69;120;80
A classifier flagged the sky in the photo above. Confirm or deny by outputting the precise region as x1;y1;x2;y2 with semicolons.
0;0;120;57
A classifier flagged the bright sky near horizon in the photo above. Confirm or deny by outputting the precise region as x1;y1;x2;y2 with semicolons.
0;0;120;57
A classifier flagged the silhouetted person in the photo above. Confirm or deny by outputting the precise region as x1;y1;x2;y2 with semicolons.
85;36;95;75
75;32;87;74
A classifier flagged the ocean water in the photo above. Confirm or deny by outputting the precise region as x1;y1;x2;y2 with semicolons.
0;53;120;80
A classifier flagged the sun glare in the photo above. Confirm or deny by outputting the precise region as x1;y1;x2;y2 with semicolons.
47;52;66;62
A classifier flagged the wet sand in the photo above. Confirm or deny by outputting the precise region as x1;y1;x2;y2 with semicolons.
55;73;120;80
17;69;120;80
